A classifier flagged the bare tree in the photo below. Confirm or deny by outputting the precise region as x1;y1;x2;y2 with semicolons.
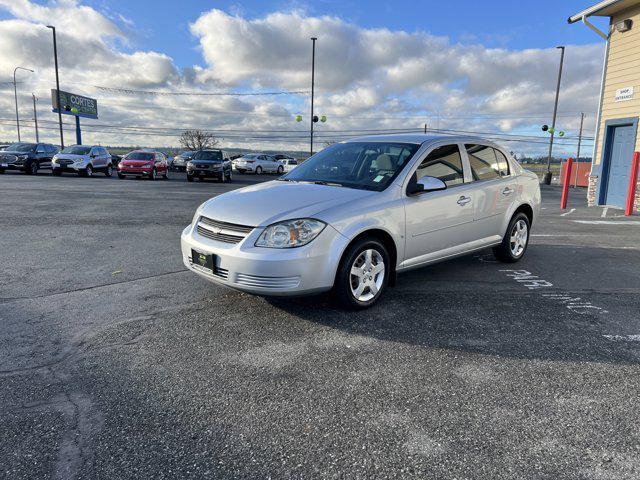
179;130;219;151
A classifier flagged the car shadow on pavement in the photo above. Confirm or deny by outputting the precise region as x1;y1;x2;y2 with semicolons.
266;246;640;366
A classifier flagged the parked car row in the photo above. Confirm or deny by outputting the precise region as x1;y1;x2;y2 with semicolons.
0;142;299;182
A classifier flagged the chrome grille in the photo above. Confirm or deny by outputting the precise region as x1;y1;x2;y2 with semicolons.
196;216;255;244
235;273;300;289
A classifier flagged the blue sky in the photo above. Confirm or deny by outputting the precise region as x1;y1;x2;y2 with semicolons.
88;0;609;68
0;0;608;154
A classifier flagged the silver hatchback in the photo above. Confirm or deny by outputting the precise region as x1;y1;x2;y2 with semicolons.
181;134;541;308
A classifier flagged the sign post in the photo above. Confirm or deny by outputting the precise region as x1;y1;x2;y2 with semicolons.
51;89;98;145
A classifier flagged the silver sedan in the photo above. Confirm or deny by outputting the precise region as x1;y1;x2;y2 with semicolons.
181;134;541;308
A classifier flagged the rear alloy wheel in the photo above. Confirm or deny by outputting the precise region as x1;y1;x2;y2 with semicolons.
335;237;389;309
493;212;530;263
105;165;113;177
255;166;263;175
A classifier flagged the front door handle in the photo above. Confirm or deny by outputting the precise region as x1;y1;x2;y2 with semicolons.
457;195;471;206
502;187;515;195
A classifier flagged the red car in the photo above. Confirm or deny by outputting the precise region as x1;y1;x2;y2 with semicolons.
117;150;169;180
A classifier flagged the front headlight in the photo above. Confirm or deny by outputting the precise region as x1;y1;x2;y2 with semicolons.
255;218;326;248
186;161;194;169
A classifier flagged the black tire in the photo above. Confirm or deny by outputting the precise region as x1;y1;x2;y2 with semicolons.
227;170;232;182
187;174;194;182
105;164;113;177
334;237;390;309
0;169;5;174
149;169;156;181
118;172;125;179
277;165;284;174
163;171;168;180
52;169;62;176
82;165;93;177
493;212;531;263
26;161;38;175
255;166;263;175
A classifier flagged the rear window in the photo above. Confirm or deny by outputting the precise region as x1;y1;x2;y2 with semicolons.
126;152;155;161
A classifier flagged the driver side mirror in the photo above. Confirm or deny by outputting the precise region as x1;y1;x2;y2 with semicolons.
407;176;447;195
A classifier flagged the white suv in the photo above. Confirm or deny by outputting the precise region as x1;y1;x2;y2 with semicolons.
52;145;113;177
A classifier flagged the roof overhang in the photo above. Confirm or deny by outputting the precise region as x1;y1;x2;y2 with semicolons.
568;0;639;23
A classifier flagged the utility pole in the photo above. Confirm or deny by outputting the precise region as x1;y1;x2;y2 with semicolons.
32;94;39;142
544;45;565;185
310;37;317;157
574;112;585;188
13;66;34;142
47;25;64;149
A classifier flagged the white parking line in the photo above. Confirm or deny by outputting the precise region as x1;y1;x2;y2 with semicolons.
603;334;640;342
560;208;576;217
572;220;640;226
601;207;608;218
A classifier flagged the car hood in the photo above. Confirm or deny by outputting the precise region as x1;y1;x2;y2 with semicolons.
200;181;374;227
55;154;88;161
2;150;32;156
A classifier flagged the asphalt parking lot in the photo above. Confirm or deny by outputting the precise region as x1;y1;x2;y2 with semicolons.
1;170;639;480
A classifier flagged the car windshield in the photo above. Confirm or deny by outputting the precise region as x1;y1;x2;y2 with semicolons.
193;151;222;161
61;146;91;155
282;142;420;191
7;143;37;152
126;152;154;161
179;152;193;158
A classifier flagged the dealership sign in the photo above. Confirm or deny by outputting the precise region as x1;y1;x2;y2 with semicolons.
614;86;634;102
51;89;98;119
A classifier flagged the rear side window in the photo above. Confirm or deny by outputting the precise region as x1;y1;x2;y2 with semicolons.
415;144;465;187
465;145;502;180
494;149;510;176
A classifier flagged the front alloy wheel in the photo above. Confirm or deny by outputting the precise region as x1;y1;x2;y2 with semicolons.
105;165;113;177
84;165;93;177
335;238;389;309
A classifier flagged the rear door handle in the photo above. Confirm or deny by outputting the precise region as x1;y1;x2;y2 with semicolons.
502;187;515;195
457;195;471;206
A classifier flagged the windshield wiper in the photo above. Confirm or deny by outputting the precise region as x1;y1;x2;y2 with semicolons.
311;180;343;187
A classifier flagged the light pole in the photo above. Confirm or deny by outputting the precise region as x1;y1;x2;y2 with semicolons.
47;25;64;149
544;45;565;185
13;66;34;142
32;94;39;142
310;37;317;157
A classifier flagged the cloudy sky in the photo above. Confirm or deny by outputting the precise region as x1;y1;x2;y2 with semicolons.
0;0;609;156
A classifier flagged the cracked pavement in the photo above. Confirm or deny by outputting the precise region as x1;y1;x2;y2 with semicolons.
1;172;639;479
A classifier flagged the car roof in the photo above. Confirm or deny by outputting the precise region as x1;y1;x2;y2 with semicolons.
343;133;502;148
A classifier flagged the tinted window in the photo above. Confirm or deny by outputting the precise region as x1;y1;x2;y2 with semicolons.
193;151;222;161
289;160;298;165
126;152;155;161
6;143;37;152
415;144;464;187
465;145;501;180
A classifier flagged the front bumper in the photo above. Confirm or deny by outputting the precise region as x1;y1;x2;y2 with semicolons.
235;165;253;173
1;163;25;171
188;168;223;178
119;167;153;176
180;222;349;296
52;162;83;173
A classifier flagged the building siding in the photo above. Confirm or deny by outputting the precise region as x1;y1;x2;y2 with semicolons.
594;5;640;166
588;4;640;208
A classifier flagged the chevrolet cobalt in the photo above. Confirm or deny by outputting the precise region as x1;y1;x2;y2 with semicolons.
181;135;541;308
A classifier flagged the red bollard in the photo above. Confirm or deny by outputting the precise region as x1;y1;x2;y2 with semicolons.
625;152;640;216
560;157;574;210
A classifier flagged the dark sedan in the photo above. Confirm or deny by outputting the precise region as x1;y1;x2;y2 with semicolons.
186;149;232;182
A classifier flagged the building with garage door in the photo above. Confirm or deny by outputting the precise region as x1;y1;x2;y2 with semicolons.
569;0;640;210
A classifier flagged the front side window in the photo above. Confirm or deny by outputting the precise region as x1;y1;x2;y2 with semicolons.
415;144;465;187
283;142;420;191
465;144;502;180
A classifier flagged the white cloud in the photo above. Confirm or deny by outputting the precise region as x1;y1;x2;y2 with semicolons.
0;2;604;156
